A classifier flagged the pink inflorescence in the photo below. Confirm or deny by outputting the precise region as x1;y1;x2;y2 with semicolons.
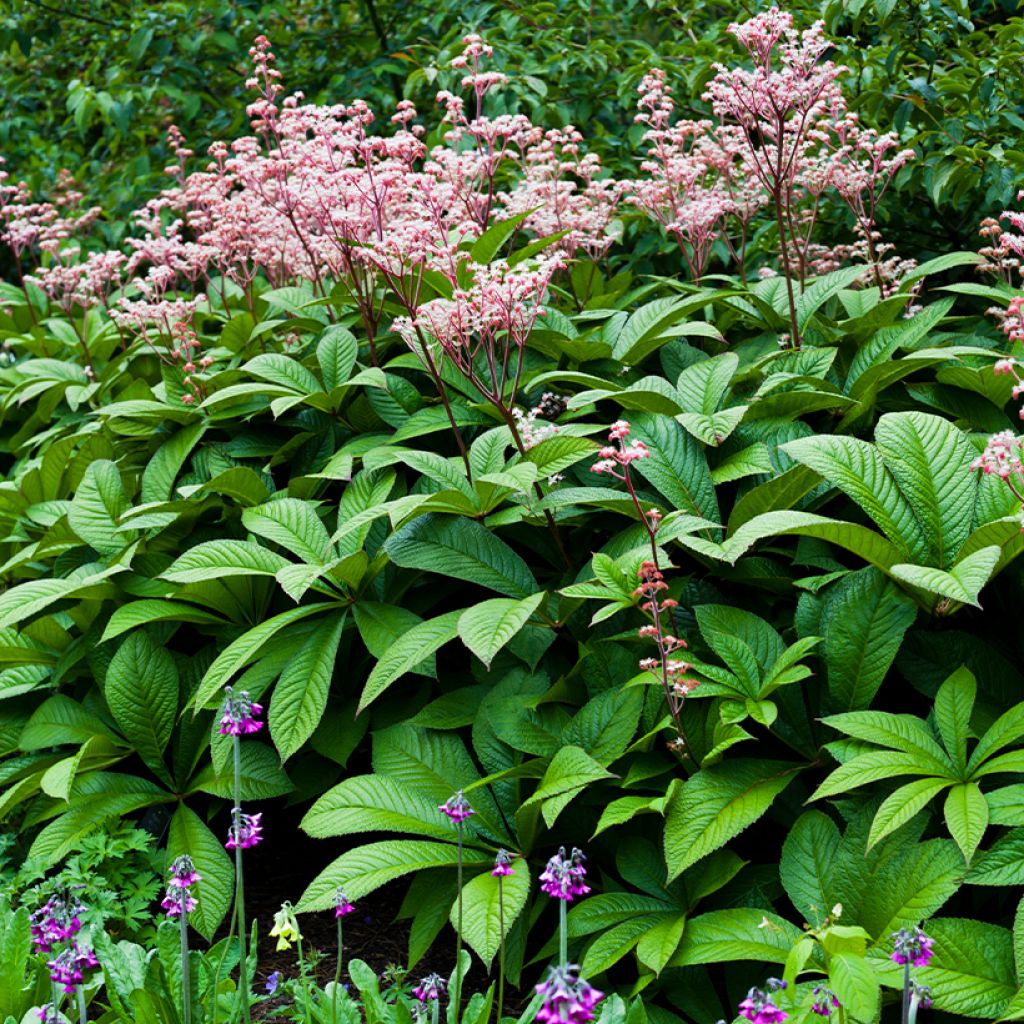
811;986;840;1018
970;430;1024;482
492;849;515;877
891;926;934;968
739;979;788;1023
335;886;355;918
162;854;202;917
439;789;475;823
226;810;263;850
219;686;264;736
539;846;590;901
413;973;446;1002
47;943;100;994
535;965;604;1024
30;891;84;953
591;420;651;479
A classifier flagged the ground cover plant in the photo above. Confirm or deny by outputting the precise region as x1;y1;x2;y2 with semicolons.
2;3;1024;1024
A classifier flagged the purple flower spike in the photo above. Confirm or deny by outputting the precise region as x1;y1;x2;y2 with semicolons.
535;964;604;1024
162;888;199;917
439;790;474;823
335;887;355;918
226;810;263;849
413;973;446;1002
739;986;788;1024
30;890;85;952
47;942;99;994
219;686;264;736
168;853;202;889
811;986;840;1018
539;847;590;901
492;849;515;877
891;926;934;967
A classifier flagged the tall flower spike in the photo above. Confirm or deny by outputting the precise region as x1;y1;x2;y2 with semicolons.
492;849;515;877
439;790;474;822
335;887;355;918
226;810;263;849
413;974;447;1002
738;985;788;1024
891;926;934;967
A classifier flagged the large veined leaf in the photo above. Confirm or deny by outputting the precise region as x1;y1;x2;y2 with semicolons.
818;568;917;710
68;459;131;555
452;862;530;967
385;515;537;598
242;498;334;564
457;594;544;668
875;411;977;569
100;599;227;642
867;777;951;849
269;611;346;760
141;422;207;503
944;782;989;863
359;611;463;712
628;412;717;520
670;908;804;966
782;435;927;560
167;804;234;941
243;352;323;394
104;631;178;782
162;539;291;582
0;563;126;630
317;325;358;390
890;545;1001;609
296;840;491;912
796;266;868;329
664;760;800;880
779;811;841;923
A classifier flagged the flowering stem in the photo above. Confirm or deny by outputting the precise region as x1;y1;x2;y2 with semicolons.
431;996;440;1024
773;190;802;349
232;736;250;1024
496;877;505;1024
76;985;86;1024
180;908;191;1024
332;917;344;1024
558;899;567;970
296;932;313;1024
901;961;910;1024
454;820;464;1023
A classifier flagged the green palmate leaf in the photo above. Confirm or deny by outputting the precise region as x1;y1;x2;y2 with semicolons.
670;908;804;966
944;782;989;863
890;545;1001;609
167;803;233;941
796;266;868;328
269;611;346;760
520;745;614;828
821;710;951;765
359;610;463;712
819;568;917;711
68;459;131;555
193;603;334;710
628;412;717;519
242;498;334;564
104;631;178;782
636;913;687;976
782;435;927;560
934;666;975;773
675;353;738;415
470;208;532;264
875;411;977;569
189;742;293;801
664;760;799;880
457;593;544;668
141;422;206;503
385;515;537;598
317;324;358;390
521;435;599;476
452;861;530;967
810;750;942;801
867;777;951;849
302;774;455;840
297;840;491;912
100;599;227;642
779;811;840;924
162;539;291;582
244;352;323;394
828;951;881;1024
581;916;654;976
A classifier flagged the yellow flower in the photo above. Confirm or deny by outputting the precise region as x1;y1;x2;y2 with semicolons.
269;904;302;952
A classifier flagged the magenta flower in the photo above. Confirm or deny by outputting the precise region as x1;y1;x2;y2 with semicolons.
492;849;515;877
30;891;84;952
226;810;263;849
539;847;590;901
739;983;788;1024
413;973;446;1002
535;965;604;1024
439;790;474;823
168;853;202;889
161;888;199;917
891;926;934;967
219;686;264;736
47;943;99;994
335;886;355;918
590;420;651;478
811;986;840;1017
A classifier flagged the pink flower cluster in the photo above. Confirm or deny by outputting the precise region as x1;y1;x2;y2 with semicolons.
161;854;202;917
226;810;263;850
439;790;475;823
591;420;651;477
492;849;515;877
413;973;446;1002
535;965;604;1024
46;944;100;995
335;886;355;918
30;892;83;952
890;926;934;968
219;686;264;735
539;846;590;901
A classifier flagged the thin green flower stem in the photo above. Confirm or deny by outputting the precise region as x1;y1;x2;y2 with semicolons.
431;996;440;1024
496;877;505;1024
332;917;344;1024
296;932;313;1024
208;889;239;1020
77;984;87;1024
233;735;251;1024
559;899;567;970
901;962;910;1024
181;906;192;1024
50;980;60;1024
453;821;464;1024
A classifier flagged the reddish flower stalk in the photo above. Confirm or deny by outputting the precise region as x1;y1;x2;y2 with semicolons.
591;421;696;754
